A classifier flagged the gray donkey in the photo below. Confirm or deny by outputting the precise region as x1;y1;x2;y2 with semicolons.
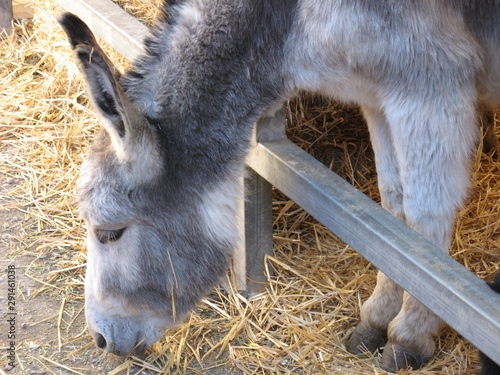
58;0;499;371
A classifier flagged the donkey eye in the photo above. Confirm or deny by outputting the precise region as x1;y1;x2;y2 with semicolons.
95;228;126;244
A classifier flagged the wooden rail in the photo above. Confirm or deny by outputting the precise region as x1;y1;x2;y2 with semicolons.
54;0;500;365
0;0;13;31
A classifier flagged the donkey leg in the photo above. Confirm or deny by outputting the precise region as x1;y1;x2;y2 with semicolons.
349;271;403;353
349;105;404;353
379;91;479;371
381;292;443;370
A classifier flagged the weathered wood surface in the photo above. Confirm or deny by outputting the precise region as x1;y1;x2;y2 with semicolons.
54;0;500;365
0;0;13;31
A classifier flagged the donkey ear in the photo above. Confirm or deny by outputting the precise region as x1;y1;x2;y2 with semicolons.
58;13;153;166
59;14;126;136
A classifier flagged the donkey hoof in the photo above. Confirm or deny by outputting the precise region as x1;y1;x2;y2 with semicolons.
348;324;387;354
380;341;430;372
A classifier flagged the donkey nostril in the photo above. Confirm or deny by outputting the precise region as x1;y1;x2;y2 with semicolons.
94;333;107;350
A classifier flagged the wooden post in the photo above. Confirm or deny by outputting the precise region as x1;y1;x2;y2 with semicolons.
244;108;287;294
244;167;273;294
0;0;13;32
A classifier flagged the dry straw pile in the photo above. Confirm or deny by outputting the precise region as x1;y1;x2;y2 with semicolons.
1;0;498;374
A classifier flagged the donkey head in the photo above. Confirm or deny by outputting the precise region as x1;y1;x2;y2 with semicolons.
59;14;235;356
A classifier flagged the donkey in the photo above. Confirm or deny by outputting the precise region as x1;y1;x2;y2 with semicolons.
58;0;499;371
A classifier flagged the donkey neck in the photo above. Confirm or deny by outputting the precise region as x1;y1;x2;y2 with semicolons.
121;0;297;183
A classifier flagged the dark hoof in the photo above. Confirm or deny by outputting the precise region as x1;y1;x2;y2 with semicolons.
380;341;430;372
348;324;387;354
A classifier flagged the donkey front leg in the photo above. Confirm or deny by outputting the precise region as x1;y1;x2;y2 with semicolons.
378;91;479;371
349;105;405;353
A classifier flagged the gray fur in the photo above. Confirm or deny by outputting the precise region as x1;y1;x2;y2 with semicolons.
59;0;499;370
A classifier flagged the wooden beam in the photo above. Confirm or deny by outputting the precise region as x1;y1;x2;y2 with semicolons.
0;0;13;31
243;110;287;294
